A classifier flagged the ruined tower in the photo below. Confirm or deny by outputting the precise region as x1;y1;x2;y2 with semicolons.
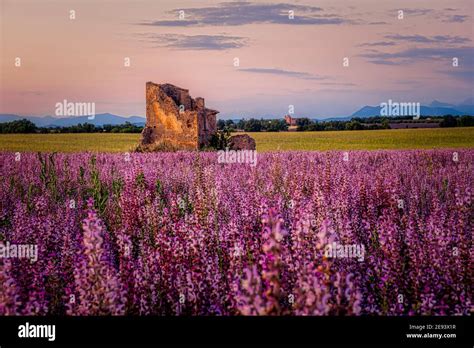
140;82;219;150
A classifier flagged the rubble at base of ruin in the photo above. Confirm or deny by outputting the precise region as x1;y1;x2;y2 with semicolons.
140;82;219;150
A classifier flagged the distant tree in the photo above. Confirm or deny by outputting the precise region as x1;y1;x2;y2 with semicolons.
457;115;474;127
440;115;457;128
217;119;226;130
237;119;245;130
345;120;363;130
262;119;287;131
381;119;390;129
296;118;311;127
0;119;37;133
103;124;113;132
243;119;262;132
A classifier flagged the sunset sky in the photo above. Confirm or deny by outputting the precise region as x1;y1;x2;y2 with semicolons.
1;0;473;119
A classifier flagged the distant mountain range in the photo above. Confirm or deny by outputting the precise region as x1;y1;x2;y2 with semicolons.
351;99;474;118
1;99;473;126
0;113;145;127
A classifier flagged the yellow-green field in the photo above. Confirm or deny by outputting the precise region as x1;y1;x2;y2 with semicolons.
251;127;474;151
0;128;473;153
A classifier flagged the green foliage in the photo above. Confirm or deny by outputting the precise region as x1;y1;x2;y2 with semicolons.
47;122;143;133
345;120;364;131
0;119;143;134
209;128;231;150
217;119;237;131
264;119;288;132
155;179;163;196
457;115;474;127
218;118;287;132
135;171;146;190
296;118;311;127
37;152;59;200
440;115;457;128
88;155;109;216
216;115;474;133
0;119;37;133
242;119;262;132
112;177;124;198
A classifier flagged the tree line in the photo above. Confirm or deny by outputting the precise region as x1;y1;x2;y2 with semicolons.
1;115;473;134
0;119;143;134
217;115;474;132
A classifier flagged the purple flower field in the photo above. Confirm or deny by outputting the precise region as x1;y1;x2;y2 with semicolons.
0;150;472;316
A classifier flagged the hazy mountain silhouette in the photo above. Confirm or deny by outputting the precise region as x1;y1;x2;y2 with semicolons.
351;100;474;117
1;99;473;125
0;113;145;127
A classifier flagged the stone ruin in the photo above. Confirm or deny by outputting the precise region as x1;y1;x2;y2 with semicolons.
140;82;219;150
139;81;256;151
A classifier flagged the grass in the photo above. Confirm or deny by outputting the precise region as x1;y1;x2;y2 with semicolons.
0;133;140;153
249;128;474;152
0;128;473;153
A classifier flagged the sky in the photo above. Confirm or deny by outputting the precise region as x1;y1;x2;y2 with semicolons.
0;0;473;119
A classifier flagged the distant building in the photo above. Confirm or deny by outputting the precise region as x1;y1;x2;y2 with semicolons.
284;114;298;126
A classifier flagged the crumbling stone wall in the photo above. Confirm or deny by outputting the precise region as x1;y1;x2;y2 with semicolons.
141;82;218;150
